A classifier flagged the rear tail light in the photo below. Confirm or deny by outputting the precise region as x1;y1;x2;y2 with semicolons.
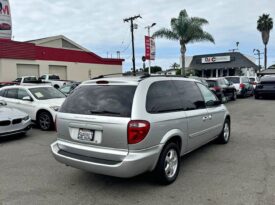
213;86;221;91
240;83;245;89
127;120;150;144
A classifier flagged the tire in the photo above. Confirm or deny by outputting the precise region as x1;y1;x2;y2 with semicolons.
231;91;237;101
255;94;259;99
37;111;53;131
216;119;230;144
154;143;180;185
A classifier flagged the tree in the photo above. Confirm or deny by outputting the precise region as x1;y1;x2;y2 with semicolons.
257;14;273;69
170;62;180;70
153;9;215;75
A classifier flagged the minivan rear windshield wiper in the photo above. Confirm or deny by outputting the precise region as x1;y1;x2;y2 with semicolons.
89;110;122;116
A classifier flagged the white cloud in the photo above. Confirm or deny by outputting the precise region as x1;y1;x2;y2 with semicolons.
9;0;275;70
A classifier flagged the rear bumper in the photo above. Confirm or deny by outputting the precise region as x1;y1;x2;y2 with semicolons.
255;90;275;95
0;124;32;137
51;140;162;178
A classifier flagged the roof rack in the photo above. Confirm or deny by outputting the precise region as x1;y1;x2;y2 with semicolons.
91;73;124;80
140;74;187;79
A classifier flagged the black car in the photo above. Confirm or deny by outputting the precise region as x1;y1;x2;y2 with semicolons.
206;78;237;102
255;76;275;99
59;82;80;96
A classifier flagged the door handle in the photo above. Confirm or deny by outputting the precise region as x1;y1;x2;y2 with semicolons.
202;116;208;121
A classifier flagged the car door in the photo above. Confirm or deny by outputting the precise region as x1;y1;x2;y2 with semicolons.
17;88;36;119
197;83;225;140
173;80;211;151
2;88;20;108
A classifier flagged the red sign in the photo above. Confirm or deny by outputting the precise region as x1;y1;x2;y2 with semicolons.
145;36;155;60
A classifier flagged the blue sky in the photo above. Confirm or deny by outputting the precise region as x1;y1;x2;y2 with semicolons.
10;0;275;71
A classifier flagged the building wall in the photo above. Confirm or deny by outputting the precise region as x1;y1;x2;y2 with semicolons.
0;58;122;81
37;39;63;49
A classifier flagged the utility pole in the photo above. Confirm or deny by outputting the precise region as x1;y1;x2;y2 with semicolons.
124;15;142;76
253;49;264;72
145;23;156;75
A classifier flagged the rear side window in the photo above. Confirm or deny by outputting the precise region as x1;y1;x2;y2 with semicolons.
60;85;137;117
173;81;205;110
146;81;183;113
0;90;4;96
5;89;18;99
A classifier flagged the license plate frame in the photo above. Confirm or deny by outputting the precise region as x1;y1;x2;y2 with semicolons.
78;129;95;142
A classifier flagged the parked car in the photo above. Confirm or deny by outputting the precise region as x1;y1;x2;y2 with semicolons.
59;82;81;96
0;85;66;130
13;76;50;86
0;82;17;88
254;75;275;99
0;23;11;30
188;76;209;87
51;76;231;185
249;76;260;89
0;100;32;137
39;74;69;89
206;78;237;102
225;76;254;97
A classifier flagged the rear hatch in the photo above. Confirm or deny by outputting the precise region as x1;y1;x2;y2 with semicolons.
57;81;137;155
226;77;240;90
258;77;275;91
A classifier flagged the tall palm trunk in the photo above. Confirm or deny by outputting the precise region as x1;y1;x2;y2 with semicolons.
264;44;267;70
180;43;186;75
262;31;270;70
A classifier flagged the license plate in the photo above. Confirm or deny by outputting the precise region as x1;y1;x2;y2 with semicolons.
78;129;94;142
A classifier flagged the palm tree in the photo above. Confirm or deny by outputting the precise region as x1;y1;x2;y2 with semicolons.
170;62;180;70
257;14;273;69
153;10;215;75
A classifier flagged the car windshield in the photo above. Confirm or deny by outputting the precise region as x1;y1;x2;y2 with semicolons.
206;80;218;87
226;77;240;84
59;85;71;94
60;85;137;117
29;87;66;100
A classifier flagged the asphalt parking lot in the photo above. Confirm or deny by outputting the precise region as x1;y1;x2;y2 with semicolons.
1;97;275;205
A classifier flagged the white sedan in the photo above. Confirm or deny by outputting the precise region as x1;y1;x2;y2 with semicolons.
0;100;32;137
0;85;66;131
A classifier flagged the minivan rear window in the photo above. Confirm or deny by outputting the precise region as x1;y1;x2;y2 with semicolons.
226;77;240;84
60;85;137;117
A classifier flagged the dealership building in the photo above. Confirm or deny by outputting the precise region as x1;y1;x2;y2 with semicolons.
0;35;123;82
186;52;258;77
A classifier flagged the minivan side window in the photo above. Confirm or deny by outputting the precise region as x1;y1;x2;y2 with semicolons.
197;83;218;104
146;81;183;113
173;80;205;110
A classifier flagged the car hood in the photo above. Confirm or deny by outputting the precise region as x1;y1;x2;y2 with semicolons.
37;98;66;107
0;107;27;120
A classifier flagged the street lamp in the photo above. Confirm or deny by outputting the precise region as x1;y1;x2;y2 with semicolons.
145;23;157;75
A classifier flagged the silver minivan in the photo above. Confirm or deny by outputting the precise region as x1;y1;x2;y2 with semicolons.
51;76;231;184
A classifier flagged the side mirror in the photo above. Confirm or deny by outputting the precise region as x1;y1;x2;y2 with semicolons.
206;100;221;107
22;96;33;101
0;100;7;106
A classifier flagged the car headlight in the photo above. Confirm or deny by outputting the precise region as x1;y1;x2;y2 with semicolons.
50;106;60;111
22;115;30;121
